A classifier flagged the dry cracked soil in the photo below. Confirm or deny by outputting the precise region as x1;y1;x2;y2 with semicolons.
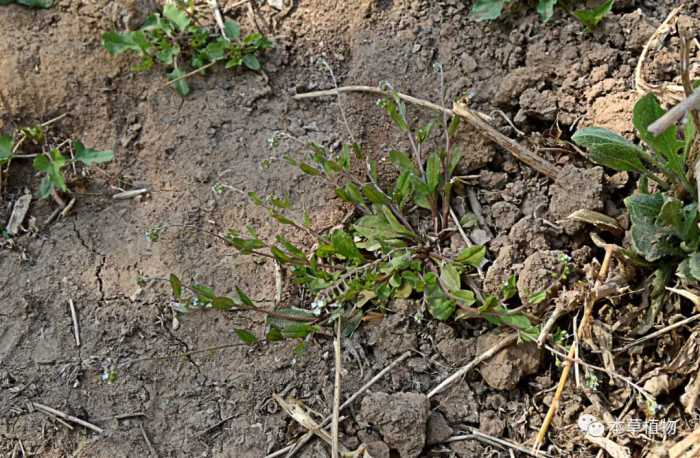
1;0;696;457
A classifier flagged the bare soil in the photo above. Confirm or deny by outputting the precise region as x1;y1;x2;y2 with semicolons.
1;1;696;457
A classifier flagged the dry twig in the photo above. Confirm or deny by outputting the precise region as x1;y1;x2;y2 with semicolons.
295;86;560;178
445;427;548;458
332;319;342;458
32;402;103;434
68;299;80;347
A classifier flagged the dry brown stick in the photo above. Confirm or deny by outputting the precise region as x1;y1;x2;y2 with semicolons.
164;61;217;87
446;427;548;458
614;312;700;352
294;86;559;179
332;319;341;458
207;0;228;40
648;87;700;137
265;351;412;458
453;100;559;179
140;421;158;457
635;6;684;102
427;334;518;398
532;245;614;451
32;402;104;434
67;299;80;347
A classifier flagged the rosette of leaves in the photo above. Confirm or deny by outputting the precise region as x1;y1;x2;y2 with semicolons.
573;94;700;282
102;4;272;96
161;89;540;346
469;0;613;31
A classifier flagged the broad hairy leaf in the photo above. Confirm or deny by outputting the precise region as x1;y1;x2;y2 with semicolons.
167;68;190;97
572;0;613;31
169;274;182;299
425;152;441;192
572;127;647;173
469;0;509;20
223;20;240;40
331;229;363;263
440;263;461;292
633;93;684;159
389;150;418;174
281;323;320;339
163;3;190;32
33;149;67;193
455;245;486;268
424;272;455;320
234;329;257;345
629;221;683;262
101;31;143;55
73;141;113;165
212;296;236;310
0;134;12;163
242;54;261;71
537;0;557;21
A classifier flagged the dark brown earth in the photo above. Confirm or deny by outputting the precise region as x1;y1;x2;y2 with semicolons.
1;1;697;457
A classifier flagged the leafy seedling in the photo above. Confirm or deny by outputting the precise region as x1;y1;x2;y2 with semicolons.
102;3;272;96
0;124;113;201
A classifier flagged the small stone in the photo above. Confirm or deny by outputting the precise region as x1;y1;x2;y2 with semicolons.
412;43;422;53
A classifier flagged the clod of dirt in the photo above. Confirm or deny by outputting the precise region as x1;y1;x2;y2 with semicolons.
359;392;430;458
365;441;391;458
426;412;454;446
449;439;484;457
436;337;476;366
366;313;417;364
476;332;541;390
494;67;541;107
483;244;523;296
619;10;657;52
110;0;159;30
518;88;558;121
436;382;479;424
489;201;522;229
583;91;637;137
479;170;508;190
509;217;554;255
549;165;605;235
517;250;566;306
455;126;498;172
479;410;505;437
